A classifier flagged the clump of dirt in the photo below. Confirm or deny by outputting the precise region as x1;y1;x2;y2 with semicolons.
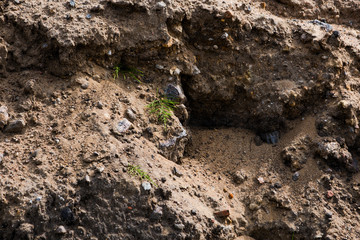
1;0;360;240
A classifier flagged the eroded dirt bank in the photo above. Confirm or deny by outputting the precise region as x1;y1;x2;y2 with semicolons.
1;0;360;240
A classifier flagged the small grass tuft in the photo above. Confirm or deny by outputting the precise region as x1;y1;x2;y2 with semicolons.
113;65;144;83
146;94;178;130
127;164;158;187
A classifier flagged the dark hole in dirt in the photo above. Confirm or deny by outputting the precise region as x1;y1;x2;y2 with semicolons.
180;74;320;240
180;74;285;145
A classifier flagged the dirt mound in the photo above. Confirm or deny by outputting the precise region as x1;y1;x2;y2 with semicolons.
1;0;360;239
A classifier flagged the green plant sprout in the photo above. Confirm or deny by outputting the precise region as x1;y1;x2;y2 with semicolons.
146;94;178;129
127;165;158;187
113;65;144;83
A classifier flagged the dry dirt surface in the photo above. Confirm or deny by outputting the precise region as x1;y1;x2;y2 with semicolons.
1;0;360;240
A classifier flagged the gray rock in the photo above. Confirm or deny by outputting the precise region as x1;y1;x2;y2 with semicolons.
159;127;188;162
81;81;89;89
142;181;151;191
61;207;75;225
309;19;333;32
29;149;39;159
165;84;186;103
172;167;183;177
112;118;132;135
55;225;67;234
156;1;166;9
69;0;75;8
292;172;300;181
0;153;3;164
4;119;26;133
221;32;229;39
75;77;89;89
155;64;164;70
192;65;201;75
260;131;279;144
325;209;333;219
96;101;103;109
174;223;185;231
126;108;137;121
316;138;356;172
160;138;176;148
0;106;9;129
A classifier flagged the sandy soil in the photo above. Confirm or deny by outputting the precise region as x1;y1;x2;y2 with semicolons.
1;0;360;240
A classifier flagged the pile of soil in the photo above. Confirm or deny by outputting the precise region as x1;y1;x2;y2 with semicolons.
0;0;360;239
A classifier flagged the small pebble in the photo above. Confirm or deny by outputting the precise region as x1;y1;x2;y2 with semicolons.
172;167;183;177
292;172;300;181
69;0;75;7
192;65;201;75
221;32;229;39
61;207;75;225
81;82;89;89
113;118;132;134
55;225;67;234
155;64;164;70
174;223;185;231
85;175;91;183
274;182;282;188
150;206;163;221
142;181;151;191
244;5;251;13
126;108;137;121
96;101;103;109
86;14;92;19
332;31;340;38
325;209;333;219
156;1;166;9
257;177;265;184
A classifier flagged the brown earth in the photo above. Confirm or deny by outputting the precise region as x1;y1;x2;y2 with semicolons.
1;0;360;240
